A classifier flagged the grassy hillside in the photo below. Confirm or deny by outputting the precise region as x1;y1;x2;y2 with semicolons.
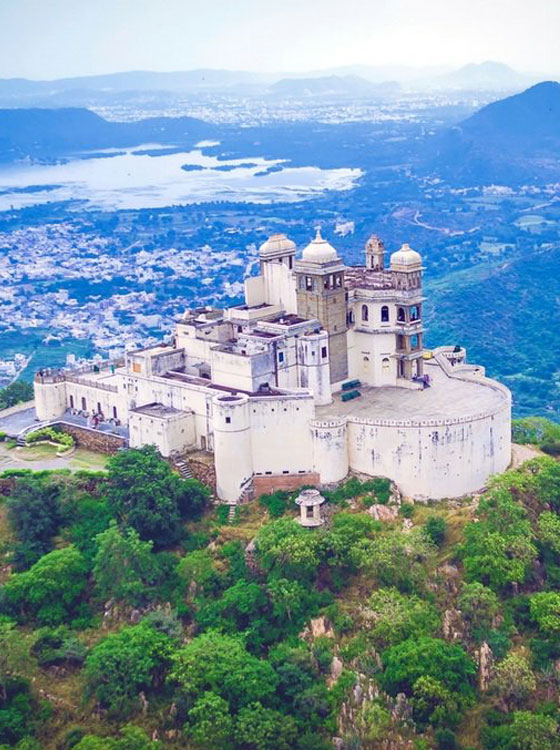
0;447;559;750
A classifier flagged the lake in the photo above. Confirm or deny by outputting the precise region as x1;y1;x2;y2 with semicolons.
0;145;363;210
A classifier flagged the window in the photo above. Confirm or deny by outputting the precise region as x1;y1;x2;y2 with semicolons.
305;276;313;291
382;357;390;372
397;307;406;322
289;256;293;269
97;402;102;415
69;395;74;409
321;346;327;358
112;406;118;419
225;416;231;424
81;397;87;411
278;352;284;363
361;304;369;322
306;505;314;519
381;305;389;323
132;362;141;373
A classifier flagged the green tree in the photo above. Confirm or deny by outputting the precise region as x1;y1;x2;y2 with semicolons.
538;512;560;555
255;518;320;582
423;516;447;547
0;622;31;701
458;582;500;635
68;497;113;562
461;487;536;591
1;546;88;625
234;702;298;750
367;587;439;648
83;623;172;716
7;476;62;570
93;523;156;605
105;446;208;548
366;530;436;592
529;592;560;634
186;692;234;750
490;652;536;707
73;725;160;750
380;637;476;698
321;513;378;574
170;631;278;710
357;702;391;742
0;381;34;410
509;710;559;750
412;675;460;727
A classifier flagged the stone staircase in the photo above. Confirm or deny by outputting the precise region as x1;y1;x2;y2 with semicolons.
227;504;237;522
174;456;193;479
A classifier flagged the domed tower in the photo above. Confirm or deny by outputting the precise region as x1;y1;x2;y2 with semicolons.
295;229;348;383
365;235;385;271
390;244;425;381
258;233;297;313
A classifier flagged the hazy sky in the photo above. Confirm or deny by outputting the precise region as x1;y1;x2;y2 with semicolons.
0;0;558;79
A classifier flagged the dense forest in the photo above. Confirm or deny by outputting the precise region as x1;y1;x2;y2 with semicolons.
0;430;559;750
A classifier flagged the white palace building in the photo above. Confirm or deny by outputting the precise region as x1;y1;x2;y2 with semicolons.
34;230;512;503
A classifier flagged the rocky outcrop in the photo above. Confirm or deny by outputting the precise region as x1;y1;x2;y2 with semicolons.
476;641;494;691
368;504;398;522
442;608;465;641
300;615;335;641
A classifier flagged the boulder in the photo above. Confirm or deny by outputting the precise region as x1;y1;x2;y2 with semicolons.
368;504;398;522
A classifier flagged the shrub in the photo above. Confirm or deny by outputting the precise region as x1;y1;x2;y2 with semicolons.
26;427;75;449
1;546;88;625
259;490;290;518
83;623;173;717
424;516;447;547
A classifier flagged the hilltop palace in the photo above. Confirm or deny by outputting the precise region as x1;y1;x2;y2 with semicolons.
34;231;512;503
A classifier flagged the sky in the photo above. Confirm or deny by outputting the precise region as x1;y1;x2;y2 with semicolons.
0;0;558;79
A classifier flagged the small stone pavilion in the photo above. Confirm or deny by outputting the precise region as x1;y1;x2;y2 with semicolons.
295;489;326;527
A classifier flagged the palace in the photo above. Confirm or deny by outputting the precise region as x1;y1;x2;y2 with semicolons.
34;230;512;503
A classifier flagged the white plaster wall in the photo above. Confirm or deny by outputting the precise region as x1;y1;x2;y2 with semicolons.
346;401;511;499
126;373;212;450
65;380;128;422
213;395;253;502
129;411;195;457
249;396;315;476
347;329;397;387
311;418;349;484
262;260;297;313
211;348;274;392
298;332;332;405
34;381;67;421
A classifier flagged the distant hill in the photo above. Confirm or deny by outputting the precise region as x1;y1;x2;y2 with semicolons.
0;107;214;161
428;81;560;183
436;61;538;91
268;75;400;98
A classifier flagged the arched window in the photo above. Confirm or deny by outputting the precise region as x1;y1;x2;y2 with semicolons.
381;305;389;323
382;357;390;372
361;304;369;322
397;307;406;322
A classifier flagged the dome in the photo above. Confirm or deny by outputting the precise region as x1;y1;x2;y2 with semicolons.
259;233;296;258
390;243;422;270
301;228;338;264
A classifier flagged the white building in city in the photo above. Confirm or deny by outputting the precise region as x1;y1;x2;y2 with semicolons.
34;230;512;503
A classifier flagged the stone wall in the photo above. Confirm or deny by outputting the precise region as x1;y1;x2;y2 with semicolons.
54;422;126;454
186;455;216;490
253;472;320;497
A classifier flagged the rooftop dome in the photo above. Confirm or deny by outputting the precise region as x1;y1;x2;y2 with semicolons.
301;228;338;264
390;243;422;270
259;233;296;258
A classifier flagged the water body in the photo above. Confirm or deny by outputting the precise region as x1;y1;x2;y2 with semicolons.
0;145;363;211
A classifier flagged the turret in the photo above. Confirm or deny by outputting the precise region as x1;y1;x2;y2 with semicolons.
365;235;385;271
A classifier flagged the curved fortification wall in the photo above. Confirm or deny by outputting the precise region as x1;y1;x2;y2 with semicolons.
213;393;253;503
34;376;67;421
312;355;512;500
311;417;349;484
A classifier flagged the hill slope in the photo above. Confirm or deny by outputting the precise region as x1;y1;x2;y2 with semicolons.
428;81;560;183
